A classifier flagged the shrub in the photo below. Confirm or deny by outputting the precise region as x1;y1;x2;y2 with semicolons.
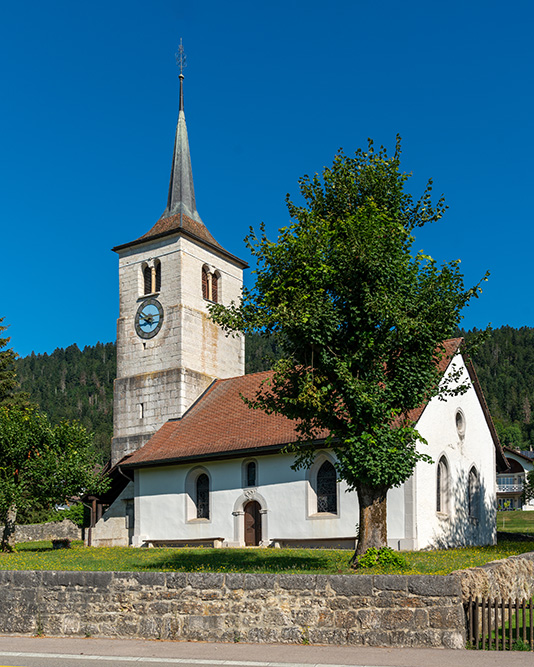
356;546;407;569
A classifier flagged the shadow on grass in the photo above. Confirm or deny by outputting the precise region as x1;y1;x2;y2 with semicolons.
14;540;84;553
136;548;350;573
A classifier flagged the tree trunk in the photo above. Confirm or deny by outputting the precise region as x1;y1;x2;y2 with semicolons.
1;505;17;552
352;484;388;563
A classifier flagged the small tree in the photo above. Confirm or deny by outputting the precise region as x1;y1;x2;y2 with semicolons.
0;317;31;408
0;318;19;405
522;470;534;505
210;137;486;561
0;406;109;551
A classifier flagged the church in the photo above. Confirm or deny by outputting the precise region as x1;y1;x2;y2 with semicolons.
88;64;508;551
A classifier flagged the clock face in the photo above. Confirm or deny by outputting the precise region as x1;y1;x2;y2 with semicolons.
135;298;164;339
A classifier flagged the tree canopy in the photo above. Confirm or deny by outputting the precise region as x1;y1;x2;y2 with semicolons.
0;406;109;550
209;137;486;559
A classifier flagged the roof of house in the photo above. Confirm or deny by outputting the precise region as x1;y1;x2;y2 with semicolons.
503;446;534;463
122;338;507;471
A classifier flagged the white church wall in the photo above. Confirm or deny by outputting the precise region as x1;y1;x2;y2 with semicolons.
89;481;134;548
133;451;409;549
413;354;497;550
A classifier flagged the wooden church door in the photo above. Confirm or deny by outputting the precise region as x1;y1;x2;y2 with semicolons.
244;501;261;546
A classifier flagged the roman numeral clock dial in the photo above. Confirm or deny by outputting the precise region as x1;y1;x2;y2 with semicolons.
135;298;164;339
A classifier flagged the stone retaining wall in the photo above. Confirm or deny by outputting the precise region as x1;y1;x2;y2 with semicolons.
0;571;465;648
454;550;534;601
0;521;82;543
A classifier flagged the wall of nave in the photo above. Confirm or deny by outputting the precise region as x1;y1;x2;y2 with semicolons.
133;451;407;549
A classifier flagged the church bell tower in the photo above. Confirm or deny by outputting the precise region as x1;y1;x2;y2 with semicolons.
111;48;247;465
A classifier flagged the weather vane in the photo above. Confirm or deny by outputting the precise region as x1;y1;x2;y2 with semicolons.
176;38;186;77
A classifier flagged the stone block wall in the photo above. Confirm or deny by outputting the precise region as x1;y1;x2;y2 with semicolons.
0;521;81;543
454;550;534;601
0;571;465;648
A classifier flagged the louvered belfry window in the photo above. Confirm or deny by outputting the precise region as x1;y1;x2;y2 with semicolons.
196;473;209;519
155;262;161;292
143;265;152;295
211;272;218;303
202;268;209;300
317;461;337;513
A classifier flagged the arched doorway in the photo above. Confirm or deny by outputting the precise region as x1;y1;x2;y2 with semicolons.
244;501;262;546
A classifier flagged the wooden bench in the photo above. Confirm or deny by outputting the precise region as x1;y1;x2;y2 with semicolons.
143;537;225;548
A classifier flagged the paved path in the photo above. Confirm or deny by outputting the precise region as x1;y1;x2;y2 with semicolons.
0;636;532;667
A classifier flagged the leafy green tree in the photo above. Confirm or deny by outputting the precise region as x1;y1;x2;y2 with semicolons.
522;469;534;506
0;406;109;551
210;138;485;560
495;420;524;450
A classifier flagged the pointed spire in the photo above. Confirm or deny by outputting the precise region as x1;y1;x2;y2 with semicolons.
160;40;202;223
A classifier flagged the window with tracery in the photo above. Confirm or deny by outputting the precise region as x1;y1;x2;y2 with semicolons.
317;461;337;513
196;473;210;519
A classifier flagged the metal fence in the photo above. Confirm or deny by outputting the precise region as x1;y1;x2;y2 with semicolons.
465;596;534;650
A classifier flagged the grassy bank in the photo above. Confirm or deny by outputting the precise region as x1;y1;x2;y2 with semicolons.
1;538;533;575
497;510;534;533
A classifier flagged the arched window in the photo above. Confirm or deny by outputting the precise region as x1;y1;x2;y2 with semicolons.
436;456;449;514
317;461;337;513
246;461;256;487
202;267;209;300
155;261;161;292
196;473;209;519
201;267;220;303
468;467;479;519
143;265;152;295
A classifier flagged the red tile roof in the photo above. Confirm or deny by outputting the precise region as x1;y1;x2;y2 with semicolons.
122;338;489;469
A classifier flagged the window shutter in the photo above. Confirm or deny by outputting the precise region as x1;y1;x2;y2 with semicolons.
155;262;161;292
202;269;209;300
211;273;218;303
143;266;152;295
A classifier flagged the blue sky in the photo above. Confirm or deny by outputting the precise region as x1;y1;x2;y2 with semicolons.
1;0;532;357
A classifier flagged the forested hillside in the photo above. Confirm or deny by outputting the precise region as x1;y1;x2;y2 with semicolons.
466;326;534;451
15;342;115;461
14;327;534;460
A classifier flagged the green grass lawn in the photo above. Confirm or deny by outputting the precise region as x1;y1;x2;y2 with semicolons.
497;510;534;533
1;538;533;575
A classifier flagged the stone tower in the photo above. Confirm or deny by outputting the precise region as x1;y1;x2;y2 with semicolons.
111;68;247;466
